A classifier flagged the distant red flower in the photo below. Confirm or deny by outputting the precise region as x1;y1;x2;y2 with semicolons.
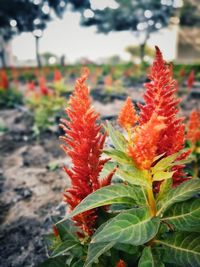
128;113;166;170
116;259;126;267
0;70;9;89
187;109;200;146
138;46;189;186
54;69;62;82
187;70;195;90
60;68;115;236
27;81;35;91
39;76;49;95
52;225;59;238
179;67;185;78
118;97;137;130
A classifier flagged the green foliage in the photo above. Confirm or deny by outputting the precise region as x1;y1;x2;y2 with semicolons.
27;93;65;135
162;198;200;232
91;208;160;245
63;184;146;221
156;179;200;215
157;232;200;267
0;87;23;109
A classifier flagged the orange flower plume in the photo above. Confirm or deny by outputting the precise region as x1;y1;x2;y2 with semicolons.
128;113;166;170
0;70;9;89
60;68;115;236
118;97;137;130
187;109;200;146
138;46;189;186
187;70;195;90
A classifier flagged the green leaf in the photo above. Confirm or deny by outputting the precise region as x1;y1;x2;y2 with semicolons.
162;198;200;232
138;247;165;267
153;171;174;182
156;179;172;202
106;121;126;151
156;232;200;267
51;240;81;258
37;256;67;267
114;243;139;255
64;184;146;221
91;208;160;245
117;168;151;188
56;219;78;242
84;242;115;267
156;179;200;216
104;149;133;165
151;153;179;174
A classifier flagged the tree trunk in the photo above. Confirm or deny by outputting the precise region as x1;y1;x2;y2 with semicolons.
35;36;42;68
0;48;6;68
140;43;146;63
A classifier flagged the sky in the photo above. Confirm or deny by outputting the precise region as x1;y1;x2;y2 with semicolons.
12;10;178;64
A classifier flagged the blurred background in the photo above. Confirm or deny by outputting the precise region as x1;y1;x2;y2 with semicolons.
0;1;199;267
0;0;200;67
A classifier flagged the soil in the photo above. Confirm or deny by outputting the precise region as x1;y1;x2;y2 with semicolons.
0;83;199;267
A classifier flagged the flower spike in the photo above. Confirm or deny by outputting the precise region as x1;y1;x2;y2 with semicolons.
60;68;115;236
118;97;137;130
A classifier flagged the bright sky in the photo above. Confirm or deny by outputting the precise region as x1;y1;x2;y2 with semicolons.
12;10;178;63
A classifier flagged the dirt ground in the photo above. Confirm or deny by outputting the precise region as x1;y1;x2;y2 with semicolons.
0;84;199;267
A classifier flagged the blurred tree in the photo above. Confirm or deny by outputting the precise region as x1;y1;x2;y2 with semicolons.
125;44;154;63
180;0;200;27
80;0;180;62
0;0;90;67
40;52;58;66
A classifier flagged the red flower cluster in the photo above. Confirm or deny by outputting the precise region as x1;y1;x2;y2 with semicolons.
187;109;200;146
116;259;126;267
60;68;115;236
0;70;9;89
187;70;195;90
39;76;49;95
54;69;62;82
117;47;189;188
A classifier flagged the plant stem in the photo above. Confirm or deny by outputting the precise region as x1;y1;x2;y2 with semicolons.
147;187;156;216
146;172;157;216
193;161;198;178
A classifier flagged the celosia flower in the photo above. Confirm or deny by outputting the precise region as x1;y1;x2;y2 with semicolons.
116;259;126;267
60;68;115;236
118;97;137;130
27;81;35;91
179;67;185;78
138;46;189;186
54;69;62;82
39;76;49;95
128;113;166;170
187;109;200;146
187;70;195;90
0;70;9;89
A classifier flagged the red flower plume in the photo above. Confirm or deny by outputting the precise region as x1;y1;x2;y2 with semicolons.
54;69;62;82
0;70;9;89
187;109;200;146
187;70;195;90
116;259;126;267
60;68;115;236
138;46;189;186
39;76;49;95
